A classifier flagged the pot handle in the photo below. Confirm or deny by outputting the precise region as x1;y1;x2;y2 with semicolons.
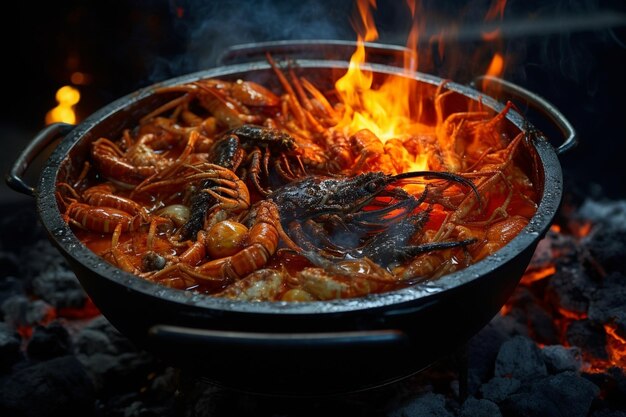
148;324;407;349
217;39;415;68
6;122;74;197
471;75;577;155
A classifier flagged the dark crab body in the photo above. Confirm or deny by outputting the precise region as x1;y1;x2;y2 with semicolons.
267;170;478;266
268;172;396;221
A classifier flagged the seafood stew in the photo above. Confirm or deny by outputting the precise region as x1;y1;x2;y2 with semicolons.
55;57;539;302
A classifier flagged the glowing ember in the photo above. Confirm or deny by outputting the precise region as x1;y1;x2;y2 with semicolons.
557;307;587;320
605;324;626;368
45;85;80;125
575;221;593;238
520;264;556;284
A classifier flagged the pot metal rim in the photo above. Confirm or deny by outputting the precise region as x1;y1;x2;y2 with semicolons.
36;60;563;315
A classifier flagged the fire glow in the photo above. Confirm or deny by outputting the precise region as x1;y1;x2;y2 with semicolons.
334;0;421;147
333;0;508;173
45;85;80;125
509;221;626;374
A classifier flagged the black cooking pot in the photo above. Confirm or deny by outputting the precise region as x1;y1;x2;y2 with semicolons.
7;41;576;395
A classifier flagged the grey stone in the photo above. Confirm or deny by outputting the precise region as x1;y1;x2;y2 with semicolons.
0;355;95;417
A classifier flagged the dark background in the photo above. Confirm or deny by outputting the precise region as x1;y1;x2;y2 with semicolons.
2;0;625;205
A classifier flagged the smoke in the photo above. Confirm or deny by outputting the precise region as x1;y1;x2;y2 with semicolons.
146;0;355;82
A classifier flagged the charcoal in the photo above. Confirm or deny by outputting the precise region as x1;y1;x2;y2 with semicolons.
0;322;22;370
459;397;502;417
541;345;583;374
584;227;626;275
18;239;70;283
501;391;561;417
99;396;176;417
93;368;178;417
479;377;521;403
589;284;626;324
150;367;179;395
491;311;531;338
566;319;608;360
577;199;626;232
545;265;597;316
591;410;626;417
27;320;72;360
601;274;626;339
93;392;140;417
527;234;553;268
0;252;19;278
387;392;453;417
604;271;626;287
467;316;524;393
121;400;174;417
31;269;86;309
74;327;114;356
588;274;626;339
1;295;55;329
527;305;560;345
614;311;626;340
507;287;537;308
0;275;24;307
603;367;626;408
182;384;241;417
501;372;599;417
508;289;559;344
546;372;602;411
78;351;159;395
494;336;548;382
74;315;136;356
0;355;95;417
551;233;583;263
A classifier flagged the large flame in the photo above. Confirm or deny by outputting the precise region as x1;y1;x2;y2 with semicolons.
333;0;509;174
334;0;426;170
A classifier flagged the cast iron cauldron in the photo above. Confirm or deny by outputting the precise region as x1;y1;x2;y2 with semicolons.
7;41;576;395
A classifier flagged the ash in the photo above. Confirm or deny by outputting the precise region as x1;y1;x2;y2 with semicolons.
0;196;625;417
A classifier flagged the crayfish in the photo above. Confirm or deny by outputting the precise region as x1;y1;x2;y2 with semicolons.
179;124;302;240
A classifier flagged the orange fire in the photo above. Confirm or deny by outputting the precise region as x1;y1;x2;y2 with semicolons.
334;0;428;171
45;85;80;125
520;264;556;284
486;53;505;78
333;0;510;173
335;1;413;140
605;324;626;368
